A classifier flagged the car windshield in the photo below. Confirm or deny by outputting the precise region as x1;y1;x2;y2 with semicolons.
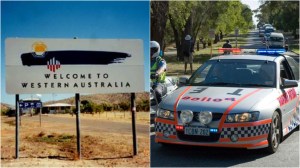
188;59;276;87
270;36;284;42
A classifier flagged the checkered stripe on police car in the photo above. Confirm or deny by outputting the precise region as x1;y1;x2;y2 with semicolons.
220;123;270;138
155;122;176;135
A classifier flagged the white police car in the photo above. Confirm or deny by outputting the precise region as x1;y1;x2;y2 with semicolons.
155;49;299;153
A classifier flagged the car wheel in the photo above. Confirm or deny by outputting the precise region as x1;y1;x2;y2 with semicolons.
266;111;281;154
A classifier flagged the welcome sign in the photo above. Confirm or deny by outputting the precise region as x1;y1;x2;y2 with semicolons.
6;38;144;94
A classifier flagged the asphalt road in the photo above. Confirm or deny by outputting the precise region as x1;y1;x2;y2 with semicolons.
239;30;264;49
150;128;299;167
150;30;300;167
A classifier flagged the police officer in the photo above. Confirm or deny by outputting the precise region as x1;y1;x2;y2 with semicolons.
150;41;167;103
222;40;232;54
183;35;194;74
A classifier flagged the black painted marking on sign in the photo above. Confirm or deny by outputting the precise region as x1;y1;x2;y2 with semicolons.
227;89;243;96
189;87;208;94
21;51;131;66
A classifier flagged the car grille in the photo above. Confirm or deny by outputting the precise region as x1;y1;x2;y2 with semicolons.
177;132;220;142
177;111;223;122
176;111;222;142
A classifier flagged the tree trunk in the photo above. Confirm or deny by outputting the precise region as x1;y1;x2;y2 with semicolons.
151;1;169;51
220;31;223;40
169;13;181;61
180;15;193;61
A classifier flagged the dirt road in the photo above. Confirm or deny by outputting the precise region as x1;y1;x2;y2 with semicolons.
1;113;150;167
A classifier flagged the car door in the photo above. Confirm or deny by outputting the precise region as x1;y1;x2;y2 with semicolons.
279;58;299;132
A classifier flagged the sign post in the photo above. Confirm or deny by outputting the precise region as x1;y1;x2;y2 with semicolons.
235;28;239;48
131;93;137;155
15;94;19;159
39;108;42;127
75;93;81;159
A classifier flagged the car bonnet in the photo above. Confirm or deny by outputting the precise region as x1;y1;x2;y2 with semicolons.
160;86;274;113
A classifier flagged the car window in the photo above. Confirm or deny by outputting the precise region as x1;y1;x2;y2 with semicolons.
280;60;293;80
285;57;299;80
188;59;276;87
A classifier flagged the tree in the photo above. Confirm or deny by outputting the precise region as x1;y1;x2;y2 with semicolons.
151;1;169;51
257;1;299;36
168;1;214;60
152;1;255;60
81;100;94;113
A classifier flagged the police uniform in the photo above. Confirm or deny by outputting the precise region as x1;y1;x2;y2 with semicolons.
151;56;167;103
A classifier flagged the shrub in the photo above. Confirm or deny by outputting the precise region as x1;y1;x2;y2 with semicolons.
1;108;9;116
119;102;130;111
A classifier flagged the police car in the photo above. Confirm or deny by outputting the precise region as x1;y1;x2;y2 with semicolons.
155;49;299;153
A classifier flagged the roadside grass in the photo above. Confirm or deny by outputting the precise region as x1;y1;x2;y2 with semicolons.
283;32;299;54
164;34;248;76
289;44;299;54
4;119;15;126
24;132;136;160
27;132;75;144
55;111;150;124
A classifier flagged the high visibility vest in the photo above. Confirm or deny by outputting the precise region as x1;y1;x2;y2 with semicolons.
151;57;166;83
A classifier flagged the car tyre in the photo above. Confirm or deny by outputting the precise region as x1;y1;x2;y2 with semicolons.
266;111;281;154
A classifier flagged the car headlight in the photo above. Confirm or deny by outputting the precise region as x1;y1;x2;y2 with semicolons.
180;110;193;125
199;111;212;125
225;111;260;123
157;108;174;120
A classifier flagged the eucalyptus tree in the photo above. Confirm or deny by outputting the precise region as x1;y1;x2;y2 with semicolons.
151;1;169;51
151;1;254;59
256;1;299;36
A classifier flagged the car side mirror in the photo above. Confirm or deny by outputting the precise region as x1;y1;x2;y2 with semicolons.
281;79;298;88
178;76;189;86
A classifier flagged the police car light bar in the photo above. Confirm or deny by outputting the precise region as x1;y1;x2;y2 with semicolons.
256;48;286;55
218;48;241;54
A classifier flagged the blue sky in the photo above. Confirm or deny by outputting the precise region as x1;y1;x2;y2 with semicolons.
1;1;150;105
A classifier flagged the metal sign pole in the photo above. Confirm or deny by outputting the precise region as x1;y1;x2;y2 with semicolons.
20;109;22;126
235;28;239;48
75;93;81;159
131;93;137;155
39;107;42;127
15;94;19;159
235;35;237;48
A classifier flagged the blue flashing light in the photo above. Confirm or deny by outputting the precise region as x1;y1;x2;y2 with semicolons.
256;48;286;55
210;128;218;133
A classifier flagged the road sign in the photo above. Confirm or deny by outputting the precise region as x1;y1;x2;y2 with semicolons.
19;101;42;108
209;29;215;39
235;28;239;36
6;38;144;94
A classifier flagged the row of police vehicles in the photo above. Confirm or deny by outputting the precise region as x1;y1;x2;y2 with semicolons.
259;24;288;51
